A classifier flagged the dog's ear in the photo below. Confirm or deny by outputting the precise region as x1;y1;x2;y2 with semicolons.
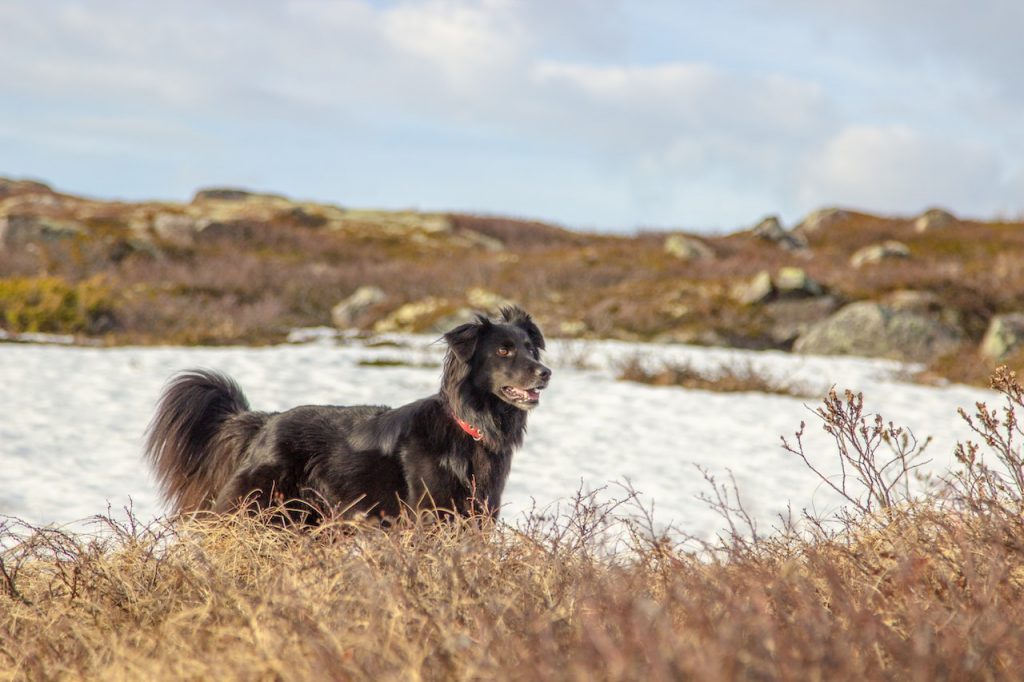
444;316;489;362
500;306;545;351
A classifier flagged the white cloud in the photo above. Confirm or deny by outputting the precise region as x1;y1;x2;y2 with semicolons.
1;0;1022;228
381;0;524;86
750;0;1024;109
798;124;1006;216
533;62;828;135
531;60;833;203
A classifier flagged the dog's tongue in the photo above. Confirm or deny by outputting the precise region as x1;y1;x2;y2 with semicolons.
506;386;540;402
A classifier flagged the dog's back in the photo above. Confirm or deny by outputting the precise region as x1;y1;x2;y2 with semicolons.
145;370;269;514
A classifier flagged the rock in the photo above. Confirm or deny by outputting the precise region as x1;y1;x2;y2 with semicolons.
192;187;287;203
558;320;588;337
752;215;785;241
751;215;807;251
774;267;823;298
373;297;455;333
466;288;513;312
279;206;327;228
794;207;850;236
195;220;258;241
428;307;479;334
731;268;823;305
331;286;387;329
794;301;965;363
980;314;1024;361
850;241;910;268
763;296;841;347
730;270;775;305
664;234;715;261
0;214;83;249
882;289;943;313
151;212;202;244
914;208;957;232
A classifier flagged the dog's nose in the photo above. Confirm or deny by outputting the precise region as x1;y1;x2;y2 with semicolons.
535;365;552;381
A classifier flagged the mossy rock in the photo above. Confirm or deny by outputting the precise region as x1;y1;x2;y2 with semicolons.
0;215;84;249
794;300;964;362
980;314;1024;361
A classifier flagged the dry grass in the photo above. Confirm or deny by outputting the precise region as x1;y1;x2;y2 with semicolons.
1;491;1020;680
6;371;1024;680
616;355;817;398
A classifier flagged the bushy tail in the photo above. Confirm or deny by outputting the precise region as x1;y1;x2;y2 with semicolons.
145;370;267;514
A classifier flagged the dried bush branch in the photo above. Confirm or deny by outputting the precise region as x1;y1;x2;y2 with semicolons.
782;387;931;517
5;372;1024;679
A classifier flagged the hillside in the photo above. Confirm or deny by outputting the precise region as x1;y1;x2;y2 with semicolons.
2;177;1022;384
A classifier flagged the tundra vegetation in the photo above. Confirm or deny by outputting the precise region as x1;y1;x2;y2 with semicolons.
2;178;1024;678
3;368;1024;680
2;178;1022;386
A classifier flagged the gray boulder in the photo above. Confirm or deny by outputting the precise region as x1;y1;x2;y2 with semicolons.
764;296;841;347
914;208;957;233
373;297;450;333
980;314;1024;361
0;214;83;249
794;300;965;363
196;220;263;241
850;241;910;268
774;267;823;298
664;234;715;261
730;271;775;305
152;212;203;244
794;208;851;236
428;307;479;334
731;268;824;305
752;215;807;251
331;286;387;329
883;290;945;313
192;187;287;202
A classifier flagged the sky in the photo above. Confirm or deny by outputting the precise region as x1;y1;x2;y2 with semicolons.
1;1;1022;233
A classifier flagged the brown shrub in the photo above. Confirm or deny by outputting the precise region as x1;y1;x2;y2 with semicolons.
4;372;1024;679
617;355;817;398
447;213;588;249
5;187;1024;388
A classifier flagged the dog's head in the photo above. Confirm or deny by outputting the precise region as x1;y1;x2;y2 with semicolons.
443;306;551;410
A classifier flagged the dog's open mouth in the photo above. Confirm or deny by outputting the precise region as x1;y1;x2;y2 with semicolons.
501;386;543;404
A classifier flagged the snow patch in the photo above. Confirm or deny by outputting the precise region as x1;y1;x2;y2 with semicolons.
0;335;993;539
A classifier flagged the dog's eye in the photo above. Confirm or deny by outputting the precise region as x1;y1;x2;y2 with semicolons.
496;347;512;357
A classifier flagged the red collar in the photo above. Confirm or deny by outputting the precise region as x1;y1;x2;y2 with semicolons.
453;413;483;441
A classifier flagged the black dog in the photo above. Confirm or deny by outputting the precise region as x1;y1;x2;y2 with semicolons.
145;306;550;522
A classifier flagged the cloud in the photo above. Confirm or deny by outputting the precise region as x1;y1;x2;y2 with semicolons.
530;60;834;220
0;2;832;171
1;0;1021;229
753;0;1024;104
798;124;1007;216
532;61;829;143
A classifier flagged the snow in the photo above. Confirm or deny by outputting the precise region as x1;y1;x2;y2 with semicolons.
0;332;995;539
